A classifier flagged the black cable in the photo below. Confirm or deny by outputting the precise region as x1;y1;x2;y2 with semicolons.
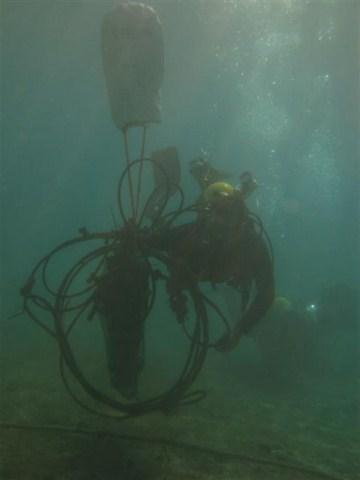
0;422;346;480
59;353;135;420
161;204;198;228
40;241;210;416
181;292;232;348
248;212;274;265
24;231;116;299
134;125;147;218
138;181;170;226
23;296;57;338
139;181;185;228
117;155;187;231
121;127;136;218
117;158;157;224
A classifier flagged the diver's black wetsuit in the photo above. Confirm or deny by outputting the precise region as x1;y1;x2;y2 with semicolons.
159;218;274;336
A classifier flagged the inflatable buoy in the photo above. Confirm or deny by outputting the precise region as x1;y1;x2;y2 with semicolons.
102;2;164;130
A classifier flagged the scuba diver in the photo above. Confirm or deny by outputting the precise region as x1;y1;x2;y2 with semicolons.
157;173;275;353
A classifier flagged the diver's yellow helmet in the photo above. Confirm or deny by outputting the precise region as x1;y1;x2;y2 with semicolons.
201;181;246;229
203;182;235;204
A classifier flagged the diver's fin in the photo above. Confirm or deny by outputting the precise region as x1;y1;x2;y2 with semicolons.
144;146;181;219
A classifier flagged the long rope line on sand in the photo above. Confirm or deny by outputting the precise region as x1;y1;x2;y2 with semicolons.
0;421;346;480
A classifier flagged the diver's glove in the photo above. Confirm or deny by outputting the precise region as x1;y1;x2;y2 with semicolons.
215;322;250;353
215;330;242;352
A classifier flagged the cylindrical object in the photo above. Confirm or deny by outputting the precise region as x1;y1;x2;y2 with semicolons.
102;2;164;129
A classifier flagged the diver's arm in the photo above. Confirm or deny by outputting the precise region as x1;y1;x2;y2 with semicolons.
216;231;274;352
235;239;275;336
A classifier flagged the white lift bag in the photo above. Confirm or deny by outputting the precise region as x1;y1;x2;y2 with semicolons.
102;2;164;130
